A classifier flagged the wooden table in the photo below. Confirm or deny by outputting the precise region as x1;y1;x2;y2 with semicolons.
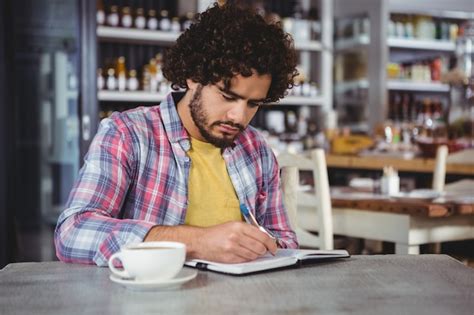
1;256;473;315
297;186;474;254
332;195;474;217
307;189;474;254
326;154;474;176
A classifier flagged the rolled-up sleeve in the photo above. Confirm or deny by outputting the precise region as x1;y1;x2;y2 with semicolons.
54;115;155;266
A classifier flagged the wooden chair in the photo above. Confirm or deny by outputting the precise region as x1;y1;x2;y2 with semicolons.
432;145;449;192
432;145;474;192
278;149;334;250
431;145;473;253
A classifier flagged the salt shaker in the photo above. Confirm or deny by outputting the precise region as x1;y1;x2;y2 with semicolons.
381;166;399;195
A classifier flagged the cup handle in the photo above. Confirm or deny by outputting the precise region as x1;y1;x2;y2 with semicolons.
108;252;130;279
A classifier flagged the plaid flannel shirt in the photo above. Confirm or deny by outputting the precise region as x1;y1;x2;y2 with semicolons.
55;92;298;266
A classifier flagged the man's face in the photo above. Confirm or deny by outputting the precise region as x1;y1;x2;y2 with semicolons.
187;72;272;148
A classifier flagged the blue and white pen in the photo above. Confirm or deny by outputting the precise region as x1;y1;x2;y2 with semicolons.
239;204;277;242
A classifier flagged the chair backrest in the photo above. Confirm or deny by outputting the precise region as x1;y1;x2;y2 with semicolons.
432;146;474;192
278;149;334;250
432;145;448;192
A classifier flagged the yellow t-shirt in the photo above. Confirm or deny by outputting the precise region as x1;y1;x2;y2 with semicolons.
185;137;243;227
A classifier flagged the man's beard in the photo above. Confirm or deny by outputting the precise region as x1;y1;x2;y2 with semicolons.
188;85;245;149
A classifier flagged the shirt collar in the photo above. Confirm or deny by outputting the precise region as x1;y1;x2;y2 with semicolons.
159;92;190;146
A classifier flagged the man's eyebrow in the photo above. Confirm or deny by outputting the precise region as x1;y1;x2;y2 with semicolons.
217;85;267;103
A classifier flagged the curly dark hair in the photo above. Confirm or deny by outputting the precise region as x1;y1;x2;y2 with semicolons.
162;3;298;103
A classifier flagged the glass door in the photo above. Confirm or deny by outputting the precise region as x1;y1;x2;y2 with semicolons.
4;0;89;262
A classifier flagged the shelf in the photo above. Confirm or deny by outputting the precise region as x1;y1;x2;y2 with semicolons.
388;37;456;51
334;35;369;51
279;95;325;106
294;41;323;52
98;26;323;52
98;90;167;102
334;80;369;93
387;80;450;92
98;90;324;106
335;79;450;93
97;26;180;45
336;35;456;52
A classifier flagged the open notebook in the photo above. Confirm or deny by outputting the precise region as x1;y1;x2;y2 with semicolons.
185;249;350;275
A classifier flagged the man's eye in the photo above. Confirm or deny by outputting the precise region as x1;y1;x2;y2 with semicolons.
222;94;236;102
249;103;262;108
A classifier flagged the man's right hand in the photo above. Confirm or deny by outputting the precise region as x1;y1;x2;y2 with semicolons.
144;221;277;263
195;221;277;263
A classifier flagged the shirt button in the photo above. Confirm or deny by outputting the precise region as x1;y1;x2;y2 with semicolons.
184;157;190;162
182;141;190;151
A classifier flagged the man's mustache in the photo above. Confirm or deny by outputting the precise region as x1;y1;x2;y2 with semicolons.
211;121;245;131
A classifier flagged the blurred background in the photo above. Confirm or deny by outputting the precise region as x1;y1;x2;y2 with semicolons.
0;0;473;269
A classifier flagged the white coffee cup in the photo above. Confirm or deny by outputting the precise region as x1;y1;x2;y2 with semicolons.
108;241;186;281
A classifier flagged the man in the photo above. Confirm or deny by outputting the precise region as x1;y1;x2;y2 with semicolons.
55;2;299;266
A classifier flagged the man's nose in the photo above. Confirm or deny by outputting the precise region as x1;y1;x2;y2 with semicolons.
226;100;247;123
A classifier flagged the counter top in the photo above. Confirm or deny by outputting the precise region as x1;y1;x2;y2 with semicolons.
326;154;474;175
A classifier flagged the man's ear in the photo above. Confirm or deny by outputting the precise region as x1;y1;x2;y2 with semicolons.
186;79;198;91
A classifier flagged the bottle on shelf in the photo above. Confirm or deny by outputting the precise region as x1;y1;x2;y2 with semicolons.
159;10;171;31
292;79;303;96
431;57;442;81
121;7;133;28
107;5;120;27
135;8;146;29
97;68;105;90
171;17;181;33
431;99;447;139
155;53;164;83
181;12;194;31
310;82;319;97
421;98;434;137
106;68;117;90
449;24;459;41
96;0;105;25
142;64;150;91
147;9;158;30
148;58;158;92
127;70;139;91
308;7;321;41
301;80;311;97
116;56;127;91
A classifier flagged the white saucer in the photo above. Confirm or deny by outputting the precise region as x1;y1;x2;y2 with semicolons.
109;268;198;291
390;189;441;202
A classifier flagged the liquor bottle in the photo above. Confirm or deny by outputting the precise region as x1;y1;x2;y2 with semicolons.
171;17;181;33
148;58;158;92
106;68;117;90
155;53;164;83
431;57;442;81
449;23;459;41
147;10;158;30
301;80;311;97
96;0;105;25
97;68;105;90
309;82;319;97
142;64;150;91
121;7;133;28
135;8;146;29
107;5;119;27
159;81;169;94
159;10;171;31
181;12;194;31
127;70;139;91
116;57;127;91
431;99;447;139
